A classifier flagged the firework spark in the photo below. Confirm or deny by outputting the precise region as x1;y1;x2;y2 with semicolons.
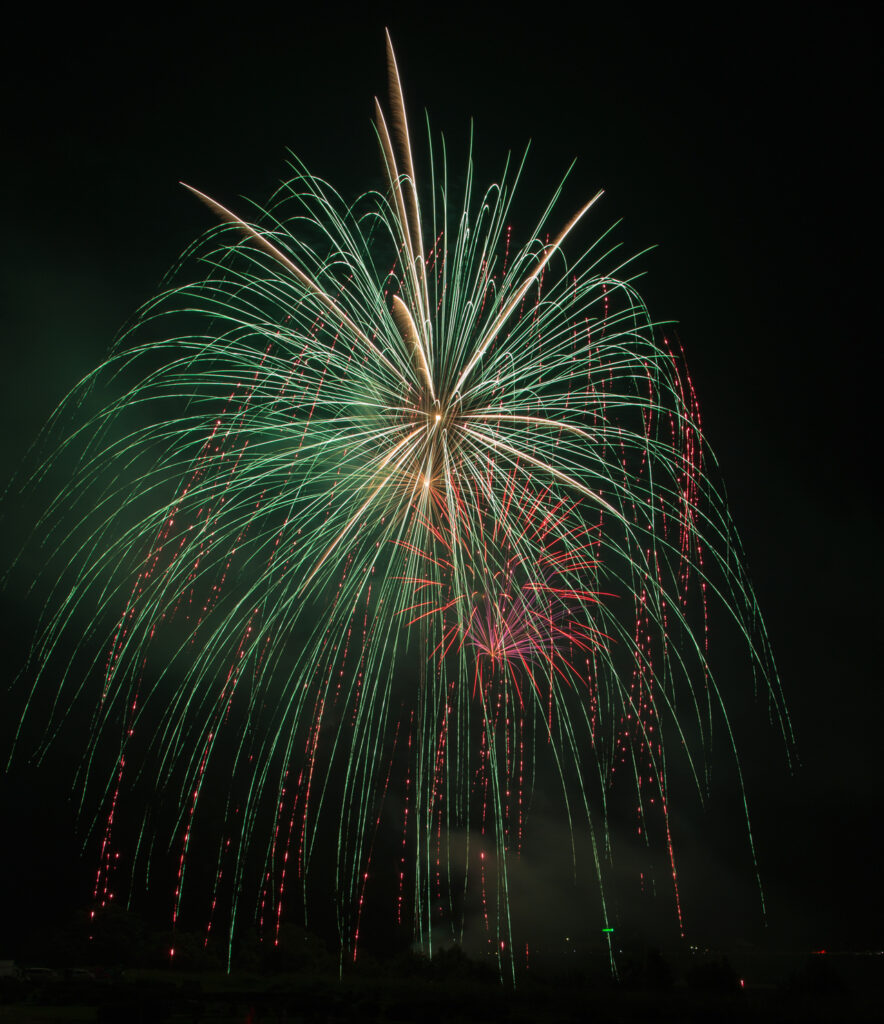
9;32;791;978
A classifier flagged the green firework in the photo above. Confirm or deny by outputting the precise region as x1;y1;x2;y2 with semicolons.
9;33;792;978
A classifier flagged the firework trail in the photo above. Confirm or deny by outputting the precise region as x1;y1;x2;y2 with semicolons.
8;32;791;977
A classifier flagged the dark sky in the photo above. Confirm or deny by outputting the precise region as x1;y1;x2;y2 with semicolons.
1;6;880;962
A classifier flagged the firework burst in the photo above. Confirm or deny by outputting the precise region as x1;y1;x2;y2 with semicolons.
9;32;791;978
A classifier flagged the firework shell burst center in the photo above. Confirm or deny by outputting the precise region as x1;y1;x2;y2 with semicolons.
10;31;791;978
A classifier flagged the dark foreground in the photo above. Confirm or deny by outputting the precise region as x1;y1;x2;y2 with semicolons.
1;950;881;1024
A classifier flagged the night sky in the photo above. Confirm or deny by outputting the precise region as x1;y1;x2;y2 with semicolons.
1;7;880;963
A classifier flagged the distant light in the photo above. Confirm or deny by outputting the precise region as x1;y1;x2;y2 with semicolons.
602;927;614;933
